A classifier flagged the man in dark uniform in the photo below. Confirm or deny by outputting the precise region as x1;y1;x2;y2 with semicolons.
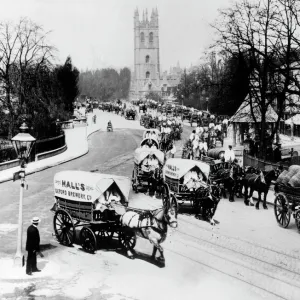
26;217;43;275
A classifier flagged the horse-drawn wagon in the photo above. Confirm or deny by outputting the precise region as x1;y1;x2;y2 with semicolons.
132;148;165;193
52;171;136;254
274;166;300;231
125;108;136;120
162;158;221;224
273;183;300;231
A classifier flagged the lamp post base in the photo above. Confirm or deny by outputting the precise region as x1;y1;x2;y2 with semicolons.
14;253;25;267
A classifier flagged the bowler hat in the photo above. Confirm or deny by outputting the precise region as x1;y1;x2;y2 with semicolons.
31;217;40;224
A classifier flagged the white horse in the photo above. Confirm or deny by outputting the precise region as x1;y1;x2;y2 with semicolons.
120;198;178;262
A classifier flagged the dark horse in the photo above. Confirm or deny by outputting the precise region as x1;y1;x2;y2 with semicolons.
243;167;280;209
212;162;244;202
159;133;173;154
194;182;222;225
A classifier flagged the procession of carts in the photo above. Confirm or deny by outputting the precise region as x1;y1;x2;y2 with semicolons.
51;103;300;262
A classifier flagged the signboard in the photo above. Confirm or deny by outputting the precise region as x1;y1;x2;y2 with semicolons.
210;162;229;173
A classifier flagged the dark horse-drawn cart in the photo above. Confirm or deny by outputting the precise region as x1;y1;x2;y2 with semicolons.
125;108;136;120
162;158;221;224
274;182;300;232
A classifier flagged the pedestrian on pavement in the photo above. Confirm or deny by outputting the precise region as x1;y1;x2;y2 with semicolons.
26;217;43;275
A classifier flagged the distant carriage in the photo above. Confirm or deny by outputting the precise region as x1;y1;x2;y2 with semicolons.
190;113;199;127
125;108;136;120
52;171;136;254
132;148;165;193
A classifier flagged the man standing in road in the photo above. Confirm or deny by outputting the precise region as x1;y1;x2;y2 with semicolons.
26;217;43;275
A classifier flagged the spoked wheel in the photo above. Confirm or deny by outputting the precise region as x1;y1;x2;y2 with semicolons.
274;193;291;228
295;210;300;233
80;226;97;254
53;209;75;246
119;230;136;250
161;184;170;208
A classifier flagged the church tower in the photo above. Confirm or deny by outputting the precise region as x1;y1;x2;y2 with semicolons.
132;8;161;97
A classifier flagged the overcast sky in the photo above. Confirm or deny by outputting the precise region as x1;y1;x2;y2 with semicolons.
0;0;232;72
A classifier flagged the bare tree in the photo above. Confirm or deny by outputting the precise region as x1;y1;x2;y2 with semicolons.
212;0;300;158
0;18;54;138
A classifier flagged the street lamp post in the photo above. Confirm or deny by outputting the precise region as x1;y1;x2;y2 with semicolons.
11;122;36;267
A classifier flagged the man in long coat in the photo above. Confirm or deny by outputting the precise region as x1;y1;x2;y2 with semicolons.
26;217;42;275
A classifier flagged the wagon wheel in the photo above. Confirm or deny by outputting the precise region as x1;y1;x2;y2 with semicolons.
295;210;300;233
274;193;291;228
80;226;97;254
53;209;75;246
119;230;136;250
161;184;170;208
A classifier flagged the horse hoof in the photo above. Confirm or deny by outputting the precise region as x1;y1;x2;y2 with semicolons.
263;206;268;210
157;257;165;263
256;206;259;210
250;203;254;206
244;201;249;206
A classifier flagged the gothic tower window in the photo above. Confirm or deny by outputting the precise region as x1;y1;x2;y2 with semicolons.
149;32;153;43
146;71;150;79
140;32;145;43
145;55;150;63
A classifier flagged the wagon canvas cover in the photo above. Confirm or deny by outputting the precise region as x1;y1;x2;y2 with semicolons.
134;148;164;164
140;138;159;148
163;158;210;180
54;171;131;203
142;129;160;139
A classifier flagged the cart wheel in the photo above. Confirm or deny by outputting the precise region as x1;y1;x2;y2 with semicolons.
53;209;75;246
119;230;136;250
161;184;170;208
274;193;291;228
295;210;300;233
80;226;97;254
